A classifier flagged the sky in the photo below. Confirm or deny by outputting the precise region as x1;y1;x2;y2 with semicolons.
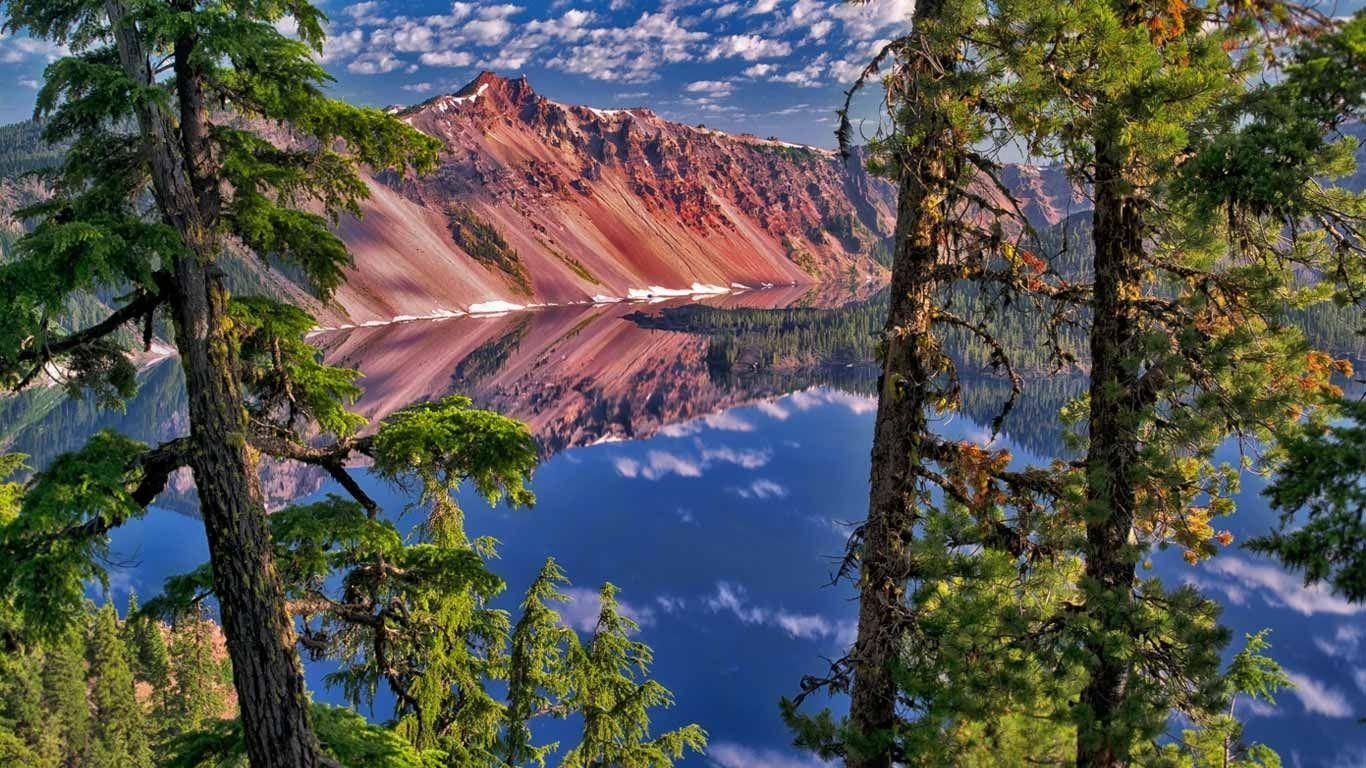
0;0;919;148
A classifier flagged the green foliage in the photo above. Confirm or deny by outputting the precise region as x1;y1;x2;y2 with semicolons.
164;703;444;768
87;603;153;768
123;590;170;692
0;430;152;637
500;559;576;767
559;584;707;768
446;203;533;296
370;394;538;539
41;626;90;766
166;611;231;735
1249;397;1366;602
229;296;366;437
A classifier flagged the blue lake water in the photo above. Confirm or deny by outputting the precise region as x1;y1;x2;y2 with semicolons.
6;293;1363;767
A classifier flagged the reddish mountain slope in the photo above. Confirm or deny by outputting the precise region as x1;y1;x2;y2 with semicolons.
325;72;902;323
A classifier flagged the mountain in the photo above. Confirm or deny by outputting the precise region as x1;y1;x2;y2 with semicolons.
0;72;1092;325
321;72;892;323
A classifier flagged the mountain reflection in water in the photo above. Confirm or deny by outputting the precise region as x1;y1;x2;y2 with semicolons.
1;287;1362;767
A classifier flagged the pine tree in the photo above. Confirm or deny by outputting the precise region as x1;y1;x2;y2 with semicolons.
124;590;171;692
977;3;1365;764
167;610;230;735
0;2;439;764
42;625;90;768
88;602;152;768
499;558;576;767
559;584;706;768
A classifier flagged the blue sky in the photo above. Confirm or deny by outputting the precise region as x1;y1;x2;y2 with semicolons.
0;0;917;147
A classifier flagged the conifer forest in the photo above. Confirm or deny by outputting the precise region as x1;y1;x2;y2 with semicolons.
0;0;1361;766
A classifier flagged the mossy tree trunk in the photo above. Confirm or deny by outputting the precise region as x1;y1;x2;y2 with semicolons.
104;2;326;766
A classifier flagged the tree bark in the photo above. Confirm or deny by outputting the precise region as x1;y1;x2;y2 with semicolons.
1075;126;1145;768
104;3;327;766
847;5;953;763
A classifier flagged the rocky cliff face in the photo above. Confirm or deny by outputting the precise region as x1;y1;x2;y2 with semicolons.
324;72;905;323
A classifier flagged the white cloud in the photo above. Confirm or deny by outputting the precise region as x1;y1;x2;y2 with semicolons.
656;595;686;613
401;82;436;92
685;79;735;98
343;1;385;25
787;387;877;414
347;51;404;74
747;0;782;15
706;33;792;61
1203;557;1365;616
709;742;835;768
707;581;769;624
543;11;709;82
1284;670;1355;718
1313;624;1363;660
768;54;829;87
560;587;656;632
322;28;365;62
732;478;788;499
0;35;67;63
464;17;516;44
613;450;702;480
420;50;474;67
830;0;914;41
704;583;853;648
700;445;770;469
18;77;39;89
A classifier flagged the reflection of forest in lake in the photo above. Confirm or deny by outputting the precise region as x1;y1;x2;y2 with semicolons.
2;286;1362;765
1;286;1087;486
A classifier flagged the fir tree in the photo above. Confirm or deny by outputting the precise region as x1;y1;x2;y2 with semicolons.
88;602;152;768
42;625;90;768
977;3;1365;764
124;590;171;692
167;610;230;735
499;558;576;767
559;584;706;768
0;1;439;764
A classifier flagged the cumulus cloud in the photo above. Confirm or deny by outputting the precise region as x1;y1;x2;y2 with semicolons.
699;445;770;469
706;33;792;61
464;16;516;44
788;387;877;414
420;50;474;67
830;0;914;41
685;79;735;97
322;28;366;62
1203;556;1365;616
347;51;404;74
544;11;709;82
1284;670;1355;718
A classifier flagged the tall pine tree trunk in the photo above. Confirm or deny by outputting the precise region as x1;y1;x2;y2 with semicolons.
104;2;326;766
848;6;953;761
1075;129;1145;768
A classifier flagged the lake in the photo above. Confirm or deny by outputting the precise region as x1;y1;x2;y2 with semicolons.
4;289;1362;767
